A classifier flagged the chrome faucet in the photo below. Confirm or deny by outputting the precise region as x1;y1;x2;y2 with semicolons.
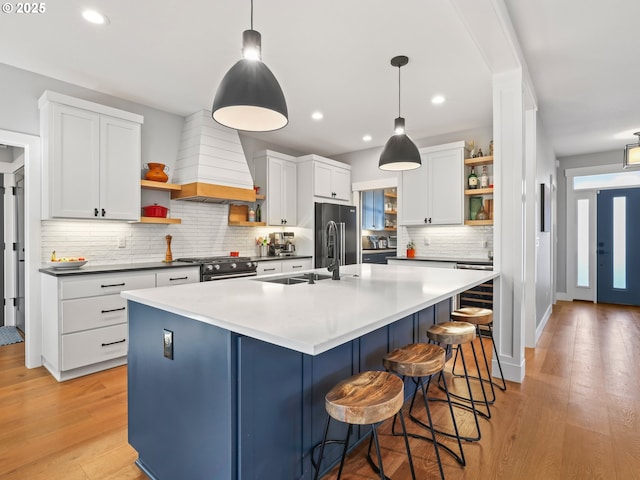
326;220;340;280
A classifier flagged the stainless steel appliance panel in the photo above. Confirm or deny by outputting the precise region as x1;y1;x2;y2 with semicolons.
314;203;358;268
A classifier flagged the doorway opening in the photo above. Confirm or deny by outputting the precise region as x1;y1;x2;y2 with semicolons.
567;166;640;304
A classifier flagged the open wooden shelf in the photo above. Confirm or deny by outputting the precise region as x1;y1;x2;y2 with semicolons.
464;187;494;196
139;216;181;224
384;210;397;215
140;180;182;191
256;194;265;200
464;155;493;167
464;219;493;226
384;192;397;198
228;204;266;227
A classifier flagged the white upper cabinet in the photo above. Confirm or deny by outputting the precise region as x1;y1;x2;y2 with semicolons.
297;154;352;205
39;91;143;221
312;159;351;201
399;141;467;226
254;150;297;226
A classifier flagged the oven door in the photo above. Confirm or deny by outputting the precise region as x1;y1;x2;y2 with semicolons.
203;272;257;282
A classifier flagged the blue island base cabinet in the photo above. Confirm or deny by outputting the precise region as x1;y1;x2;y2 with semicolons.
127;300;451;480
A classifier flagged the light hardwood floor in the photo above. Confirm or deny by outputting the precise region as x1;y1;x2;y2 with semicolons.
1;300;639;479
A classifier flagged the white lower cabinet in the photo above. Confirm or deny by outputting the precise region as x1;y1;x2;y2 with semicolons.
282;258;313;273
256;258;313;276
41;266;199;381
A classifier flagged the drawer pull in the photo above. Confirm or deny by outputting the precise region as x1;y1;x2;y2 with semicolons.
264;268;276;272
101;339;126;347
101;307;126;314
292;265;302;268
101;283;126;288
169;276;189;281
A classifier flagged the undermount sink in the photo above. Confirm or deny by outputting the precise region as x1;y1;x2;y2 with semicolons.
254;273;334;285
259;277;308;285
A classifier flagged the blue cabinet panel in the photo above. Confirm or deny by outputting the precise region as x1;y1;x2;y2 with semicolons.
237;336;304;479
128;302;235;480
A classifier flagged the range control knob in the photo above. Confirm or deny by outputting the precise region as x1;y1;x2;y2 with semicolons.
205;264;213;272
213;264;221;270
230;263;237;269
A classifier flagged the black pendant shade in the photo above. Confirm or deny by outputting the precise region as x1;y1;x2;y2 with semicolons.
379;118;421;171
212;2;288;132
379;55;421;171
212;51;288;132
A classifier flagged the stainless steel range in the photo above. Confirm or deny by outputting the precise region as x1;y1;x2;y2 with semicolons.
175;256;258;282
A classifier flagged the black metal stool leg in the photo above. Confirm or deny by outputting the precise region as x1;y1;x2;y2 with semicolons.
336;424;352;479
313;416;331;480
469;340;492;419
488;325;507;391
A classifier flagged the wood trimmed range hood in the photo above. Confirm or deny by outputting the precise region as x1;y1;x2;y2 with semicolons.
171;110;256;203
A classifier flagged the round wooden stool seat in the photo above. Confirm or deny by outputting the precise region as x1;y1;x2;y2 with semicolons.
325;371;404;425
383;343;446;378
451;307;493;326
427;321;476;345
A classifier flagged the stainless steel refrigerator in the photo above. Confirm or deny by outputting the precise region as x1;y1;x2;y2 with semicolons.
314;202;358;268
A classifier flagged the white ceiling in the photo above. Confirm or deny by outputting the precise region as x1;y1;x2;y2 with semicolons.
504;0;640;157
0;0;637;158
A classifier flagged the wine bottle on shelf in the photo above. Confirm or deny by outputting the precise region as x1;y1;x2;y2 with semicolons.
468;166;478;189
255;203;261;222
480;166;489;188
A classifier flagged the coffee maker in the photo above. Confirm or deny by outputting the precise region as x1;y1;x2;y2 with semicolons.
282;232;296;255
268;231;296;256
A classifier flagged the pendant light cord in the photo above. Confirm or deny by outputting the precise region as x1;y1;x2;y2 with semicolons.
397;65;401;117
250;0;254;30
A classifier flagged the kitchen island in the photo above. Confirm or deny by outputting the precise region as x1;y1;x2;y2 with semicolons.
122;263;498;480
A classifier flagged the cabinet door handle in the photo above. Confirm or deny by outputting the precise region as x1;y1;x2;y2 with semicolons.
101;307;126;314
292;265;302;269
424;218;428;223
101;208;106;217
101;339;126;347
94;208;99;217
264;268;276;272
101;283;126;288
169;276;188;281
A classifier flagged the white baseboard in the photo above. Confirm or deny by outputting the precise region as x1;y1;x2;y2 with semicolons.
492;356;525;383
555;292;571;301
535;304;552;344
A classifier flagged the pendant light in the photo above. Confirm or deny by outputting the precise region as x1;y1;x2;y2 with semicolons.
212;0;288;132
623;132;640;169
379;56;421;171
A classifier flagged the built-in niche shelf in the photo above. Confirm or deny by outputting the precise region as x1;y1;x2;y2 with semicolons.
139;180;182;224
228;204;266;227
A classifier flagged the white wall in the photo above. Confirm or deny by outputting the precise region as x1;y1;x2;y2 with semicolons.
556;149;620;293
533;116;557;334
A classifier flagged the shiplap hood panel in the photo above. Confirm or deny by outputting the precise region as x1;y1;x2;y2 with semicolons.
171;110;256;202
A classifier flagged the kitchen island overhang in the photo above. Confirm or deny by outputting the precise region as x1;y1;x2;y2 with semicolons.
122;264;498;480
122;263;498;356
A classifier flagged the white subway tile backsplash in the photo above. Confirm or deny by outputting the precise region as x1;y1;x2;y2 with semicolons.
398;225;493;260
41;200;268;265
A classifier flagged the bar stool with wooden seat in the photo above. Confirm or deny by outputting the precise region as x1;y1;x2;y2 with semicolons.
426;321;490;442
383;343;465;479
450;307;507;403
313;370;416;480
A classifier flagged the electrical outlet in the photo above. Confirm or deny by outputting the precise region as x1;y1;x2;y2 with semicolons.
117;236;126;248
481;239;487;248
424;238;430;246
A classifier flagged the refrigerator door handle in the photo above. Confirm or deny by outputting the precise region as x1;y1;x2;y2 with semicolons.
339;222;346;265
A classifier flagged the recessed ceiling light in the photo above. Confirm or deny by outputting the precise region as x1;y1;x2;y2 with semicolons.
362;135;372;142
431;95;446;105
311;111;323;120
82;9;109;25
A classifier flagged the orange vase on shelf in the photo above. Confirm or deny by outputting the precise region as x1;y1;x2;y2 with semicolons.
144;163;169;182
407;249;415;258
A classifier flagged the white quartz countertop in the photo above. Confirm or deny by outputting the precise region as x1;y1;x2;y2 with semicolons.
121;264;498;356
